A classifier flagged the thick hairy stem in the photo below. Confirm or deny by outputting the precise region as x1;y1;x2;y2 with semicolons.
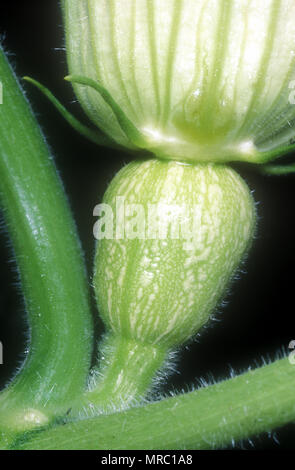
75;334;167;415
12;357;295;450
0;47;93;439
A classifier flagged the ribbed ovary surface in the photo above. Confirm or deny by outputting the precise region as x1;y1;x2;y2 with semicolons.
94;159;256;349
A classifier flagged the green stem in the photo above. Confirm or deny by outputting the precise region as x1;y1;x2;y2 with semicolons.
0;47;92;435
23;76;122;150
259;162;295;175
64;75;147;148
75;334;167;415
13;357;295;450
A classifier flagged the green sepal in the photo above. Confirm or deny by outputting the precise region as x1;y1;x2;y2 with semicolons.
65;75;147;149
255;141;295;164
259;161;295;175
23;76;121;149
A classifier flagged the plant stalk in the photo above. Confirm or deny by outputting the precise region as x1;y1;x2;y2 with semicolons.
77;334;167;415
0;46;93;439
13;357;295;450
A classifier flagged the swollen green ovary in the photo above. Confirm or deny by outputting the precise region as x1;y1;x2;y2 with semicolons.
94;159;256;350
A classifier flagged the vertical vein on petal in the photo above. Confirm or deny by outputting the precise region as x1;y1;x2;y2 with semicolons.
230;1;250;137
146;0;161;126
182;2;207;118
237;0;281;138
162;0;183;126
130;0;144;118
108;0;139;120
205;0;233;127
253;54;295;144
88;0;104;83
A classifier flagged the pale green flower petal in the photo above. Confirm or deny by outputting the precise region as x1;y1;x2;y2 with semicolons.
63;0;295;163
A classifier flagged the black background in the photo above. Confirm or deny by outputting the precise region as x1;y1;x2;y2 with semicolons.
0;1;295;450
